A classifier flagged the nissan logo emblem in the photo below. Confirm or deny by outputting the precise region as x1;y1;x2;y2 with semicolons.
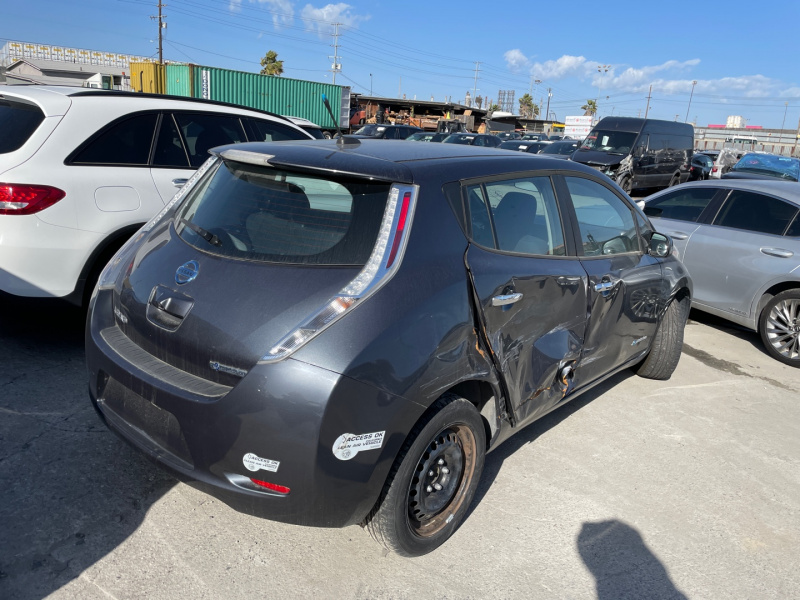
175;260;199;284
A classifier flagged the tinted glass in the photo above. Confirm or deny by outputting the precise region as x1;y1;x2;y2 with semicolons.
643;187;718;222
580;130;637;153
152;114;190;168
566;177;638;256
730;154;800;181
176;160;389;266
713;191;799;235
245;118;310;142
468;177;565;256
174;113;246;167
0;99;45;154
71;113;158;165
786;214;800;237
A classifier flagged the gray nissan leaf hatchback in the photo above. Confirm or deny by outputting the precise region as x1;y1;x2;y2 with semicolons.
86;138;692;556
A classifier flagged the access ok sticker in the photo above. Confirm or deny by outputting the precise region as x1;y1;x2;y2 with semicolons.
332;431;386;461
242;453;280;473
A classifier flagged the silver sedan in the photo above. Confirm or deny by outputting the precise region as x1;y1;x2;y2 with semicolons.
643;179;800;367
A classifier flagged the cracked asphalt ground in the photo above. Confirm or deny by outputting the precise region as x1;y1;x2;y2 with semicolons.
1;296;798;600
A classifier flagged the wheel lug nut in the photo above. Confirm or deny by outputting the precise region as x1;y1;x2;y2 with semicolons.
428;470;435;477
437;459;444;465
442;467;450;474
426;485;433;493
433;483;442;491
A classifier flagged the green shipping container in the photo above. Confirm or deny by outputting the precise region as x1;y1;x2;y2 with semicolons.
165;64;349;128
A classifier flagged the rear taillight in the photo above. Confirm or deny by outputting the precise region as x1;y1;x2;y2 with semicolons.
0;183;66;215
711;167;718;173
250;478;290;494
386;192;411;268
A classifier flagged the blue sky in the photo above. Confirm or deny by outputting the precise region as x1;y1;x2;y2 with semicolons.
3;0;798;130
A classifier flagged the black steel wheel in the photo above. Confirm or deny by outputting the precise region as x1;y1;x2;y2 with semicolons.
759;290;800;367
364;394;486;557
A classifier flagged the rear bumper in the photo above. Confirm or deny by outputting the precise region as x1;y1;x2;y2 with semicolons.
86;289;420;527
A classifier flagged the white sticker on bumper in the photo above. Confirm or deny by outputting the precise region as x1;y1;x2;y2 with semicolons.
332;431;386;461
243;453;280;473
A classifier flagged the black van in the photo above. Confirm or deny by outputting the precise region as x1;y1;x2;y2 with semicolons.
572;117;694;194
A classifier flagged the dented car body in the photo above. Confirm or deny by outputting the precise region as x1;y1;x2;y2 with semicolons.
86;139;691;556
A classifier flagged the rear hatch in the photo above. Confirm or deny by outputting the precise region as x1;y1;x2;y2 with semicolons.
113;157;394;385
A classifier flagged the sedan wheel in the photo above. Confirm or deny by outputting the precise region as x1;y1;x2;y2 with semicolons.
759;290;800;367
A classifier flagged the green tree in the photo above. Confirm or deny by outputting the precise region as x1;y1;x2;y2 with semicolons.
519;93;539;119
581;99;598;116
260;50;284;76
488;103;500;112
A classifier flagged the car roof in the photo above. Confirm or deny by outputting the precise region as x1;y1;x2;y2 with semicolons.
0;85;295;123
212;138;603;184
646;179;800;206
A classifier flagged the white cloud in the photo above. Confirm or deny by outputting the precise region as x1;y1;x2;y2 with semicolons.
229;0;295;29
530;55;589;80
604;59;700;89
300;3;370;37
503;49;530;72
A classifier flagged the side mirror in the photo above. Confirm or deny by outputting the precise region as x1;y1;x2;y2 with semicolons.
648;232;673;258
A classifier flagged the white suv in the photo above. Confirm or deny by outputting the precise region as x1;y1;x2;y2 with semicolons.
0;86;313;304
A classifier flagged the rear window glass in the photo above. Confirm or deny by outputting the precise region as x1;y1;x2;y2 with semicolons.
0;99;46;154
176;160;390;266
71;113;158;165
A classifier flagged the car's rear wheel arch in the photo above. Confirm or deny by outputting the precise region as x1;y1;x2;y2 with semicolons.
756;282;800;324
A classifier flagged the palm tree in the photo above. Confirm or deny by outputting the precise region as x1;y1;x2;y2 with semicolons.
581;99;598;116
260;50;284;76
518;93;539;119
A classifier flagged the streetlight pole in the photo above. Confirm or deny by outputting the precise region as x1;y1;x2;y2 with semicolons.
780;102;788;145
685;80;697;123
369;73;372;96
596;64;610;118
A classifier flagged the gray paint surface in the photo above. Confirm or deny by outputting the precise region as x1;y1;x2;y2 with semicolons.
1;298;798;599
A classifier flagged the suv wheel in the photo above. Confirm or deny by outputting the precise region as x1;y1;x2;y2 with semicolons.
759;290;800;367
364;394;486;557
636;296;689;380
668;173;681;187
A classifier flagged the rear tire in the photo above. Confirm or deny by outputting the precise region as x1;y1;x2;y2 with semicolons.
668;173;681;187
364;394;486;557
636;296;689;380
758;290;800;367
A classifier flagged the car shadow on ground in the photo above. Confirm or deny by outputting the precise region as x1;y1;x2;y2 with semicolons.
687;308;768;358
577;518;688;599
0;296;175;600
470;368;635;513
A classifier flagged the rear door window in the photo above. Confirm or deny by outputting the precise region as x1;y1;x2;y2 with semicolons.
467;177;566;256
713;191;799;235
152;113;190;168
173;113;247;168
0;98;45;154
70;113;158;165
176;160;390;266
643;187;718;222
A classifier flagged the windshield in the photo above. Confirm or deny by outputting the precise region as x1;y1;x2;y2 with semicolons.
579;130;638;155
731;154;800;181
443;135;475;145
353;124;386;137
176;160;391;265
541;142;579;155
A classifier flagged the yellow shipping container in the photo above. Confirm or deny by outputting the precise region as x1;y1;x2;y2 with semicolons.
129;62;166;94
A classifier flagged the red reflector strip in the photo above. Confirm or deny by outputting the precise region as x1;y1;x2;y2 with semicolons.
385;191;411;268
250;478;290;494
0;183;66;215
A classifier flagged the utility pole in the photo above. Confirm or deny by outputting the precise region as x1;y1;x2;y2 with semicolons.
779;101;788;145
685;80;697;123
545;88;552;121
329;23;341;85
644;85;652;119
150;2;166;64
472;62;480;103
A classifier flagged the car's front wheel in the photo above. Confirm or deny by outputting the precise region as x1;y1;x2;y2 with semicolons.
364;394;486;557
636;296;689;380
759;290;800;367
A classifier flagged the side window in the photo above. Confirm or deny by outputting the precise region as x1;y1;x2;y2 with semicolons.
786;214;800;237
713;191;799;235
152;113;190;168
71;113;158;165
465;185;495;248
643;187;718;222
173;113;247;168
246;118;310;142
468;177;566;256
565;177;638;256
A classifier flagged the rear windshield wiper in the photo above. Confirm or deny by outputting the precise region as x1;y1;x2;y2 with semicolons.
180;219;221;247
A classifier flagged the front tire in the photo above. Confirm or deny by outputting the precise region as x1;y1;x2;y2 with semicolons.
364;394;486;557
759;290;800;367
668;173;681;187
636;296;689;380
618;175;633;195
